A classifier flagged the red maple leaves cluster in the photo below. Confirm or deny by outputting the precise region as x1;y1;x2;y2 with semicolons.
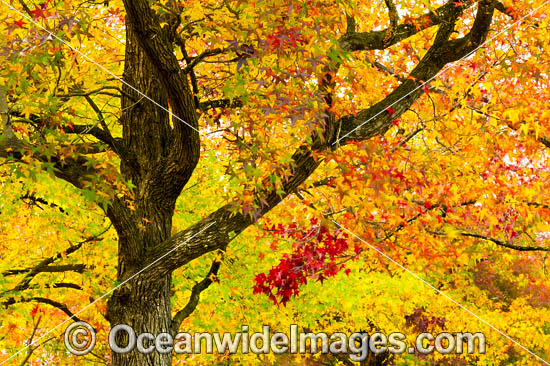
266;25;307;51
253;218;358;305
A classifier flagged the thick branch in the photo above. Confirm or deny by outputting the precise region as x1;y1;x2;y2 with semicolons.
339;0;474;51
384;0;399;44
337;1;494;143
1;122;101;189
198;98;243;112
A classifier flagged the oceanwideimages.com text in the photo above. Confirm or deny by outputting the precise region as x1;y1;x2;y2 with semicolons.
65;322;486;360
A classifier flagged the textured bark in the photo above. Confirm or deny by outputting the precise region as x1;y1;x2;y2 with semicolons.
104;15;185;366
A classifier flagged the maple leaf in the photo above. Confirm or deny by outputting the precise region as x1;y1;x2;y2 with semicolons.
30;4;48;19
12;19;26;28
59;15;78;32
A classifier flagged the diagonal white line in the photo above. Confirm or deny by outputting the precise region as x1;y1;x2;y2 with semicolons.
334;1;550;145
0;221;216;365
0;0;200;134
331;220;550;365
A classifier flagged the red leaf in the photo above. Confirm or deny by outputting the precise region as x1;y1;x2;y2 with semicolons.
30;4;48;19
30;304;39;317
386;107;395;115
13;19;26;28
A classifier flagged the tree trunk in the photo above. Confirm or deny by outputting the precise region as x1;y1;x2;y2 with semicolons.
105;18;180;366
107;276;173;366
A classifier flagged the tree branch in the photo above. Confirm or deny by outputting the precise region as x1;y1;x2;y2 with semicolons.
428;230;550;252
1;114;102;189
1;297;83;322
368;58;447;95
383;0;399;45
1;86;15;140
336;1;494;144
493;1;514;18
1;228;108;298
18;316;55;366
198;98;243;112
182;48;226;74
56;85;133;100
20;192;67;213
62;124;122;148
339;0;474;51
171;254;223;333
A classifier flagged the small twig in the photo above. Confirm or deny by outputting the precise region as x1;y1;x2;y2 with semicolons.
427;229;550;252
171;251;224;334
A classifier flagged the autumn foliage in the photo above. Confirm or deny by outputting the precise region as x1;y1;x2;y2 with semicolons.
1;0;550;365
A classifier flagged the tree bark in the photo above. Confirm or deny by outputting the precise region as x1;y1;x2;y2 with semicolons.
104;17;179;366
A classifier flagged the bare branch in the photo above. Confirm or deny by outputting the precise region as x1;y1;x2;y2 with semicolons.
19;316;50;366
428;230;550;252
182;48;226;74
198;98;243;112
171;253;223;333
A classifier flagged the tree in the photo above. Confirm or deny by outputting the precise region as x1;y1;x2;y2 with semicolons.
1;0;550;365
